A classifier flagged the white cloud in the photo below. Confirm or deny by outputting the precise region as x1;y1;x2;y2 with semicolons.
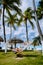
5;26;10;34
20;34;26;38
20;0;40;12
14;26;26;35
0;25;10;35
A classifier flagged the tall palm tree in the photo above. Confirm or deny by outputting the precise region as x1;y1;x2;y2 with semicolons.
17;8;34;42
32;0;43;55
2;0;22;41
1;0;22;53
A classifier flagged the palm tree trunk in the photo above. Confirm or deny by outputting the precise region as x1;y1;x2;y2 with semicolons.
10;25;12;39
3;5;6;42
10;25;13;49
15;43;16;48
0;43;2;49
33;0;43;55
25;20;28;42
0;9;1;19
3;5;7;53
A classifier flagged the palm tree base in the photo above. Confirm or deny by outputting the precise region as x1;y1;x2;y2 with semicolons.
5;42;7;53
41;40;43;55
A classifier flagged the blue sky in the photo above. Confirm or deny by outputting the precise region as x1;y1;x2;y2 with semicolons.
0;0;43;42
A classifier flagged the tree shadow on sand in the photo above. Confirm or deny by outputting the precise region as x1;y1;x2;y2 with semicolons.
23;54;38;57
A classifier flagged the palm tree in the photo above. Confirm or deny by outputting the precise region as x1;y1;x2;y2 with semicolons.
1;0;22;53
5;13;17;39
32;0;43;55
2;0;22;41
5;13;18;49
17;8;34;42
32;36;42;50
32;40;38;50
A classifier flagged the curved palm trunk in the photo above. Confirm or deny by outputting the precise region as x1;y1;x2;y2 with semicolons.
3;5;6;42
33;0;43;55
3;5;7;53
25;19;28;42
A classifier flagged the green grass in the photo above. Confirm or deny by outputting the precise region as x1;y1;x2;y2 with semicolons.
0;50;43;65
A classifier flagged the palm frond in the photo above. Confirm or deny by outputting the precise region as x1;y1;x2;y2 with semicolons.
31;16;36;20
4;20;9;23
8;0;21;5
6;6;13;19
32;39;38;46
33;36;42;45
0;0;2;5
4;15;9;19
36;7;43;20
17;17;23;26
25;8;31;13
39;0;43;9
9;4;22;15
13;13;17;18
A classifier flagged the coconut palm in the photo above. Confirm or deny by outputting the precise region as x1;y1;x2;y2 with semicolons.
5;13;18;49
0;0;22;53
2;0;22;42
32;0;43;40
32;35;43;49
32;40;38;50
17;8;34;42
32;36;42;50
5;13;18;39
32;0;43;55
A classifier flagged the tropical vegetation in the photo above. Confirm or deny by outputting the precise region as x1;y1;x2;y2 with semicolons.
0;0;43;54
